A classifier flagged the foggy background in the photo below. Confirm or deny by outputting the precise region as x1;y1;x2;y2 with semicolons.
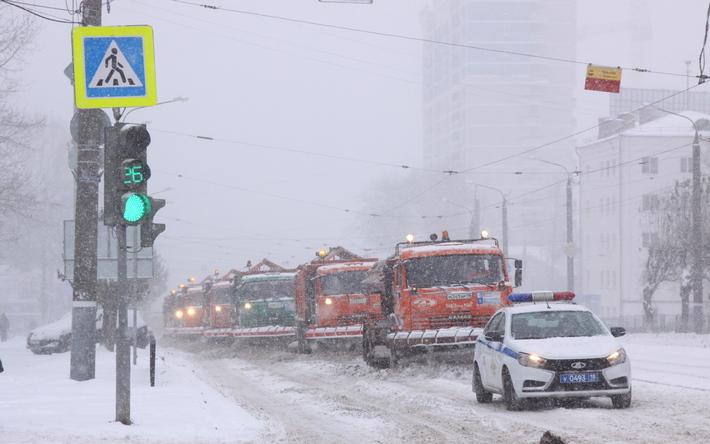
3;0;709;326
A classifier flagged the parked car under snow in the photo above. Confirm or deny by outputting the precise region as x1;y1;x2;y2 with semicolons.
27;310;149;354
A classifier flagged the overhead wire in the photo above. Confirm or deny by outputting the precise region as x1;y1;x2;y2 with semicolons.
0;0;76;23
165;0;699;80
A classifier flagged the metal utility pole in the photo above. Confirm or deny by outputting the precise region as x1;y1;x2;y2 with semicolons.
469;182;508;253
652;106;704;332
116;222;131;424
691;130;704;333
69;0;102;382
565;176;574;292
527;158;575;291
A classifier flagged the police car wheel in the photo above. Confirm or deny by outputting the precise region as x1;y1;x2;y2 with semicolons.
473;364;493;403
611;390;632;409
502;368;524;411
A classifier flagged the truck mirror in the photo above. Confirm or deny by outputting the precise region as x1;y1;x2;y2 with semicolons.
514;259;523;269
515;268;522;288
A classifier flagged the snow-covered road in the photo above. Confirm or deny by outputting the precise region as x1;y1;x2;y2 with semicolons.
175;333;710;444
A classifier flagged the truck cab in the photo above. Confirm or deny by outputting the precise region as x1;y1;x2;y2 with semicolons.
235;272;297;328
175;285;207;329
312;261;381;327
363;234;523;367
390;240;513;331
205;281;235;329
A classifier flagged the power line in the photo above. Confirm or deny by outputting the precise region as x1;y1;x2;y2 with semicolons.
166;0;699;80
151;127;453;174
458;84;705;173
1;0;75;23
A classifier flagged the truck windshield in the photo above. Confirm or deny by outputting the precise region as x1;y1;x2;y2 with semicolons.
320;270;368;296
405;254;503;288
238;280;295;301
211;287;232;304
511;311;607;339
184;293;204;307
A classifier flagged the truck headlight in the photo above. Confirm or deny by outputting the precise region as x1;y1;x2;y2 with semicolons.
215;305;222;312
244;302;252;310
187;307;196;317
518;352;546;368
606;348;627;366
324;297;333;305
175;310;184;319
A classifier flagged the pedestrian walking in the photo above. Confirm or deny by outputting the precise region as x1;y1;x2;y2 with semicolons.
0;312;10;342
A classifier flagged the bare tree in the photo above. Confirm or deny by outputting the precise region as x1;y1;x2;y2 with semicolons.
0;9;43;237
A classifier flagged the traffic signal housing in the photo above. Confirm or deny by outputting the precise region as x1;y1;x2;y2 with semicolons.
103;123;166;246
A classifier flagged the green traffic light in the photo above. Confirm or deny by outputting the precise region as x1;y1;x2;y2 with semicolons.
122;193;152;223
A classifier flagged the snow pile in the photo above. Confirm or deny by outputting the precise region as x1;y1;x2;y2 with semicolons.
0;337;263;444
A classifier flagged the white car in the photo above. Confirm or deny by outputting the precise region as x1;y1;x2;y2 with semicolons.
473;291;631;410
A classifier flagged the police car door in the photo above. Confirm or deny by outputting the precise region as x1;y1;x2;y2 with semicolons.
480;312;504;388
489;312;508;392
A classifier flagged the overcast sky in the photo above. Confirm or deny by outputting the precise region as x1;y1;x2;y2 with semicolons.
9;0;710;289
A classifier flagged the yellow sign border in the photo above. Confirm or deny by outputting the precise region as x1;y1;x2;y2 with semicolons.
72;25;157;109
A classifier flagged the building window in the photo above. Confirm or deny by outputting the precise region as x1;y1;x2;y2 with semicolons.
681;156;693;173
641;194;660;211
641;156;658;174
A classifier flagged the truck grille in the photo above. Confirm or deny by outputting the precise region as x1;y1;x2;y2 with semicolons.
412;314;489;330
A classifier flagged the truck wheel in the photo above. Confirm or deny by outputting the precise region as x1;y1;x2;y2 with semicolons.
611;389;632;409
473;363;493;403
502;368;524;411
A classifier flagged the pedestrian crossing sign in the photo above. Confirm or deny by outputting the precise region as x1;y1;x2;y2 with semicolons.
72;25;157;109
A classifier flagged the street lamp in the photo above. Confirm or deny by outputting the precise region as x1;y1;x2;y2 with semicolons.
528;157;577;292
466;181;508;254
650;106;703;332
442;197;480;238
120;96;189;122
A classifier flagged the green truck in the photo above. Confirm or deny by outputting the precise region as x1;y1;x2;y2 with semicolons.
236;272;297;328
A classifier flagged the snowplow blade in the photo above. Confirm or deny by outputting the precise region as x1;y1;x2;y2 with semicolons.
230;326;296;339
165;327;205;337
386;327;483;350
304;324;363;340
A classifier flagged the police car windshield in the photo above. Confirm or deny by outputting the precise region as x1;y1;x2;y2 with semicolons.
511;311;607;339
238;280;295;301
405;254;503;288
320;270;367;296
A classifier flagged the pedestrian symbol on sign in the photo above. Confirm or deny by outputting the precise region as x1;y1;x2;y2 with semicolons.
89;41;143;88
72;25;156;109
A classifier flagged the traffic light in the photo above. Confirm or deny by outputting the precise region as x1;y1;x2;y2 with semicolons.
103;123;165;246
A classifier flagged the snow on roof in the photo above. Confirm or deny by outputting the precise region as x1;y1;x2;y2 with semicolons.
316;261;376;275
241;272;297;282
504;302;590;315
623;111;710;136
399;241;501;258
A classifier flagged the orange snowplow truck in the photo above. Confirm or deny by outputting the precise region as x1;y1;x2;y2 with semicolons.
294;247;383;352
362;233;522;368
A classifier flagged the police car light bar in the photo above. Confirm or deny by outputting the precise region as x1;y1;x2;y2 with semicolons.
508;291;575;303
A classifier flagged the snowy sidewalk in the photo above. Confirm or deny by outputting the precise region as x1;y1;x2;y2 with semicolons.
0;337;263;444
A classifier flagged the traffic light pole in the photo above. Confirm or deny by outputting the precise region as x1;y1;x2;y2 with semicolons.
116;222;131;425
69;0;102;382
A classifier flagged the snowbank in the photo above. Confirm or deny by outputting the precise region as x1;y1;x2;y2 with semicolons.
0;337;263;444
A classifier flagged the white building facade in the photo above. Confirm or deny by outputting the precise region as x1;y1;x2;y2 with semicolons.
577;112;710;319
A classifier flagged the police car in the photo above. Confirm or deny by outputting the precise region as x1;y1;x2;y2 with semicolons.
472;291;631;410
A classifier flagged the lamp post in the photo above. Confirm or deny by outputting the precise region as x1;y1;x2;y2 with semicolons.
467;181;508;254
442;194;480;239
120;96;189;122
528;158;576;292
651;106;703;332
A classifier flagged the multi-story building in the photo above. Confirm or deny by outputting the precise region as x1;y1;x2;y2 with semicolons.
577;110;710;318
419;1;577;290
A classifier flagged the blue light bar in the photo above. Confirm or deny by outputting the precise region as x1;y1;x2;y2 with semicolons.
509;291;575;303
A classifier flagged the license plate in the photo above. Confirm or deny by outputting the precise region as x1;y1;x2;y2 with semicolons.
267;302;284;309
350;297;367;304
560;372;599;384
